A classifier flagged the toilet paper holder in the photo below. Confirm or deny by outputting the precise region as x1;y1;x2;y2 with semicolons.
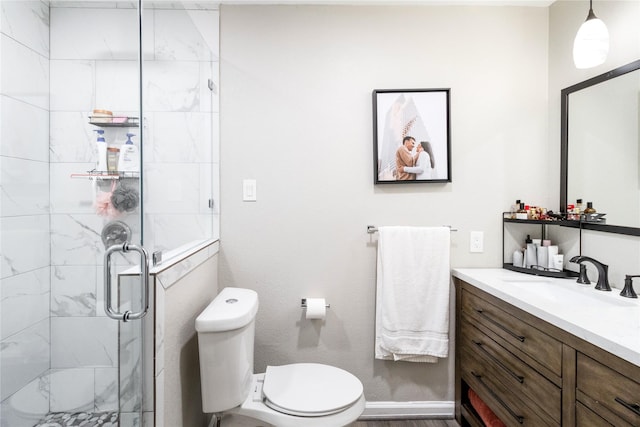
301;298;331;309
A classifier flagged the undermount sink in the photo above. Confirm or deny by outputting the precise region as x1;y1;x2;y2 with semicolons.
502;278;553;285
501;277;639;308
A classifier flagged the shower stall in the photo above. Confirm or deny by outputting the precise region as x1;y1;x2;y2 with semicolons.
0;1;219;425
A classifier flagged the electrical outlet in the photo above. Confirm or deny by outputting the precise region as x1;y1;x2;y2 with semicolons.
470;231;484;253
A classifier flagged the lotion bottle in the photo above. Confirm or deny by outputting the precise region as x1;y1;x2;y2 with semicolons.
117;133;139;173
95;130;107;171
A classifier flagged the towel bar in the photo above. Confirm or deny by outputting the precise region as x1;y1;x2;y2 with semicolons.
367;225;457;234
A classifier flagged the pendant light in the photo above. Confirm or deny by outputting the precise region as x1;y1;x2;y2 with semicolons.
573;0;609;69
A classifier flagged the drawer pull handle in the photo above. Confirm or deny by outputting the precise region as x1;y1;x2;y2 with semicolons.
475;308;526;342
470;371;525;424
615;397;640;416
472;340;525;384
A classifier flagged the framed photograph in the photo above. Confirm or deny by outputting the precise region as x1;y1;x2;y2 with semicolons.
373;89;451;184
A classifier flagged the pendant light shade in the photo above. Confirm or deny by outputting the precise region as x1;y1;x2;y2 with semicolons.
573;0;609;69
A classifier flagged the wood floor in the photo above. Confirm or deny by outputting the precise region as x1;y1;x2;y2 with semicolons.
222;414;460;426
351;420;460;427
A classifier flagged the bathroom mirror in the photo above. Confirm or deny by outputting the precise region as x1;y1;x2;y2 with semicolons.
561;59;640;236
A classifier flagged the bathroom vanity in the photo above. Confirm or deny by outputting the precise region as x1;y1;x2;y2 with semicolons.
452;268;640;427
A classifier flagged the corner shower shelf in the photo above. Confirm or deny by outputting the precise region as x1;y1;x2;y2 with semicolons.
89;116;140;127
71;171;139;181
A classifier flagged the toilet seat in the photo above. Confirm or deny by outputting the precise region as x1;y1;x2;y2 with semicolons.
262;363;363;417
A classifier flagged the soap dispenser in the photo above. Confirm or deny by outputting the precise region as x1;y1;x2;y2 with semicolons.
117;133;139;173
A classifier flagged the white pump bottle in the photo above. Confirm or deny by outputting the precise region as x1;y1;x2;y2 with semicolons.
117;133;139;173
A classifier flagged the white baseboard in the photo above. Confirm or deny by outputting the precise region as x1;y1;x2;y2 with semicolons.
359;401;455;420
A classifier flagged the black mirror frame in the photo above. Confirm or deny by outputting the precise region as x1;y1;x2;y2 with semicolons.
560;59;640;237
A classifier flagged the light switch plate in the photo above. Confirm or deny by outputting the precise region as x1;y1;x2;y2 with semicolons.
243;179;257;201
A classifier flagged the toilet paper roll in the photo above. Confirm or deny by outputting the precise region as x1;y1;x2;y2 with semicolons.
305;298;327;320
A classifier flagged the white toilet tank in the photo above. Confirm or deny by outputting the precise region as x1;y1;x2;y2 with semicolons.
196;287;259;413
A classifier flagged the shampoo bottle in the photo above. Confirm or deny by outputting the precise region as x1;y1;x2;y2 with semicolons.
117;133;139;173
95;130;107;171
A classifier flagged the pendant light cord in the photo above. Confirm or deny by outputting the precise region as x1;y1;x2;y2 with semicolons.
587;0;597;21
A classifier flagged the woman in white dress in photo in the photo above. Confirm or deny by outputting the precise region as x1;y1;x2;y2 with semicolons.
403;140;435;180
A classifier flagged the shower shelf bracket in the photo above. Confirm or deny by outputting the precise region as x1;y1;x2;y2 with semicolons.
71;171;140;181
88;116;140;127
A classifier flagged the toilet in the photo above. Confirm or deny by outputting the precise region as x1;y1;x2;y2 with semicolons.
196;287;365;427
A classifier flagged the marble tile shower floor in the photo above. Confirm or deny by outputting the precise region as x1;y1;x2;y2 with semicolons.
33;411;118;427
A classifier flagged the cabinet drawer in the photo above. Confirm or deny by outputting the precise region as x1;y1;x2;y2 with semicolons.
461;288;562;376
577;352;640;426
461;320;561;423
461;347;557;427
576;402;613;427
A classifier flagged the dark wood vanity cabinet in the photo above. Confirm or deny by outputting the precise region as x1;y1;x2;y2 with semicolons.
454;278;640;427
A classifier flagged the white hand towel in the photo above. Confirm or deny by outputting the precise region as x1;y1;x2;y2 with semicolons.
375;226;450;363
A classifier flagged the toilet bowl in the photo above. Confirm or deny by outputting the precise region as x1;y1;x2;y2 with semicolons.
231;366;365;426
196;287;365;426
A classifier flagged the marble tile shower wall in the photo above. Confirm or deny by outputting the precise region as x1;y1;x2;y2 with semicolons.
49;4;220;253
0;0;52;424
1;2;219;425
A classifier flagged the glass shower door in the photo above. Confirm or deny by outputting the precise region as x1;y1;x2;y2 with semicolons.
50;1;149;425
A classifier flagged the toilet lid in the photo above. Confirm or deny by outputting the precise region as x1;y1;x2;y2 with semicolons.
262;363;363;417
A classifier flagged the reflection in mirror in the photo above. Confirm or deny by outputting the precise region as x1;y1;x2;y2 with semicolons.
561;59;640;235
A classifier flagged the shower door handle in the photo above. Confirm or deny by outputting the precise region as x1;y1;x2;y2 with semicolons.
104;242;150;322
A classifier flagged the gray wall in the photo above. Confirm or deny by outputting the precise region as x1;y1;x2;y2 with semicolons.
161;254;218;427
217;0;640;413
218;4;550;406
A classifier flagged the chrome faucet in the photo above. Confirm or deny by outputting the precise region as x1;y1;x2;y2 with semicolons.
569;256;611;291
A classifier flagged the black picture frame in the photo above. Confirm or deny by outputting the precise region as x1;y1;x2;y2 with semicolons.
373;89;451;184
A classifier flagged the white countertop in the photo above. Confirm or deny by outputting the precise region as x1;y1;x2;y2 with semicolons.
452;268;640;367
